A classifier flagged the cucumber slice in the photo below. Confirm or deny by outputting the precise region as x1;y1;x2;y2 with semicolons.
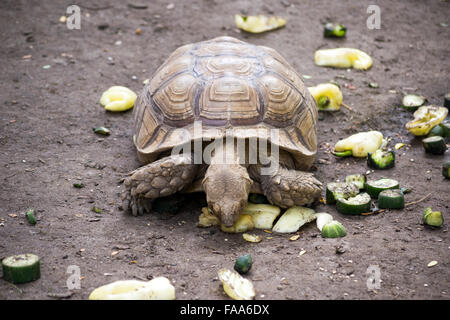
422;136;447;155
345;174;366;190
422;207;444;227
336;193;371;215
378;189;405;209
365;178;399;198
321;220;347;238
25;208;36;225
440;122;450;138
443;161;450;179
325;182;360;204
402;94;426;111
367;149;395;169
323;23;346;38
234;254;252;274
2;254;41;284
444;93;450;109
427;125;445;137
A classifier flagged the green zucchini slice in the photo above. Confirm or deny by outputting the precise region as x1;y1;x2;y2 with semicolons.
422;207;444;227
234;254;252;274
402;94;426;111
422;136;447;155
427;125;445;138
323;23;346;38
321;220;347;238
345;174;366;190
326;182;360;204
367;149;395;169
336;193;371;215
365;178;399;198
378;189;405;209
2;254;41;284
25;208;36;225
443;161;450;179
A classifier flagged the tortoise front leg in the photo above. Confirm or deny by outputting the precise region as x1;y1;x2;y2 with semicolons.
121;154;197;216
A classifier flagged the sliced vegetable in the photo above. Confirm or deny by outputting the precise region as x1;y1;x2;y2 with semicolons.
367;149;395;169
439;122;450;137
321;221;347;238
308;83;343;111
443;161;450;179
378;189;404;209
422;207;444;227
323;23;346;38
422;136;447;155
314;48;373;70
248;193;268;204
2;254;41;284
315;212;334;231
234;254;252;274
334;131;383;157
242;233;262;243
89;277;175;300
218;268;255;300
365;178;399;198
25;208;36;225
221;214;254;233
99;86;137;112
332;150;352;157
93;127;111;135
198;207;220;227
325;182;359;204
234;14;286;33
405;105;448;136
444;93;450;109
272;207;316;233
345;174;366;190
401;94;426;112
241;203;280;229
427;124;445;137
336;193;371;215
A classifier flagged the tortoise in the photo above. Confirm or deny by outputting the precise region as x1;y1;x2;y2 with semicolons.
122;36;322;227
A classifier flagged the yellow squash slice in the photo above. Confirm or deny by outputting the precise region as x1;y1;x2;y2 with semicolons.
308;83;343;111
218;268;255;300
99;86;137;112
235;15;286;33
314;48;373;70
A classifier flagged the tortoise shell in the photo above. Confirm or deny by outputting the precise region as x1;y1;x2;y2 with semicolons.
133;36;318;170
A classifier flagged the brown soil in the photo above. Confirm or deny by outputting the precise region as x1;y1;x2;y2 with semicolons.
0;0;449;300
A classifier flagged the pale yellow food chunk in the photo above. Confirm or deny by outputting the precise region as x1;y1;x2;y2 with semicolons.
272;207;316;233
235;15;286;33
334;131;383;157
99;86;137;112
314;48;373;70
218;268;255;300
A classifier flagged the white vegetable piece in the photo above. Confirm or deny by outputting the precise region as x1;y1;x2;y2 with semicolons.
272;207;316;233
88;277;175;300
241;203;281;229
314;48;373;70
315;212;334;231
334;131;383;157
218;268;255;300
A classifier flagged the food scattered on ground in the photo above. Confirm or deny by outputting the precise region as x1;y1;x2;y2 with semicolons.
314;48;373;70
427;261;438;268
315;212;334;231
367;149;395;169
321;220;347;238
218;268;255;300
220;214;254;233
422;136;447;155
73;183;85;188
333;131;383;157
378;189;405;209
25;208;36;225
443;161;450;179
308;83;343;111
99;86;137;112
336;193;371;215
326;182;359;204
2;254;41;284
234;254;252;274
198;207;220;227
241;203;281;229
401;94;426;112
422;207;444;227
345;174;366;190
89;277;176;300
323;23;346;38
234;14;286;33
365;178;399;198
272;207;316;233
405;105;448;136
93;126;111;136
242;233;263;243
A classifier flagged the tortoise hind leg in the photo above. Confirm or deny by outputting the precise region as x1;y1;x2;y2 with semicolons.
121;154;197;216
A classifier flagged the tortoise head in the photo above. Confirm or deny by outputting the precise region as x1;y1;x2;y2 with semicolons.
202;163;252;227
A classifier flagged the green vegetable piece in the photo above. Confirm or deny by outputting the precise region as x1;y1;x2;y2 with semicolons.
91;207;102;214
443;161;450;179
326;182;360;205
422;207;443;227
368;82;379;88
73;183;85;188
401;94;426;111
365;178;399;198
248;193;269;204
367;149;395;169
93;127;111;136
345;174;366;190
422;136;447;155
234;254;252;274
336;193;371;215
378;189;405;209
25;208;36;225
427;125;445;137
324;23;346;38
2;254;41;284
332;150;352;157
321;221;347;238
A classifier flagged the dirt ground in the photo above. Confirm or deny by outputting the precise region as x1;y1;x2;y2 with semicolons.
0;0;449;300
